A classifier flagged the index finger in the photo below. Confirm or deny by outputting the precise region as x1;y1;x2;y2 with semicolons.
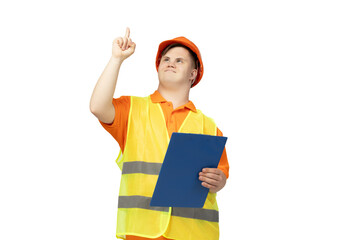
124;27;130;38
202;168;221;174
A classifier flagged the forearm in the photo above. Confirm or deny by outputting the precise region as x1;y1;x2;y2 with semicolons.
90;56;124;112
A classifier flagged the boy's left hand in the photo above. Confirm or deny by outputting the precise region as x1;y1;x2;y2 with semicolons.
199;168;227;193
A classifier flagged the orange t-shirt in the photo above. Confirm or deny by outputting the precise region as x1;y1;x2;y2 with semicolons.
99;90;229;240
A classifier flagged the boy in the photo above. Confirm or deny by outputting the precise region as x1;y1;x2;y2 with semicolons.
90;27;229;240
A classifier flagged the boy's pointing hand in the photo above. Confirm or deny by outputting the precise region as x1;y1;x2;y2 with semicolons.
112;27;136;61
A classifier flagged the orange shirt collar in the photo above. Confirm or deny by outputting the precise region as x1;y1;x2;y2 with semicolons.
150;90;197;113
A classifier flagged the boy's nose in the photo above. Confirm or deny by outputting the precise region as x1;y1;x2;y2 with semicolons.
167;61;175;68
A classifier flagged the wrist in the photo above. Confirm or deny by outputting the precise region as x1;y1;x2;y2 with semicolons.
110;56;124;64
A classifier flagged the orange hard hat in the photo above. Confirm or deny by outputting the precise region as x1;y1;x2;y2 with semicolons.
155;36;204;88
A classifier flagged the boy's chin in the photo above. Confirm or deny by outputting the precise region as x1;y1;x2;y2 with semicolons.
160;78;181;85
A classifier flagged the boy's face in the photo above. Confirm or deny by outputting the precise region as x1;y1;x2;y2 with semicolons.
158;46;197;88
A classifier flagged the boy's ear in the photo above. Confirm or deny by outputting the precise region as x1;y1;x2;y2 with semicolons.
189;69;197;86
191;68;198;81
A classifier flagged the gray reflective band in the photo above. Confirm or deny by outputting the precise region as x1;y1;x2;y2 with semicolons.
118;195;169;212
118;195;219;222
172;207;219;222
122;161;162;175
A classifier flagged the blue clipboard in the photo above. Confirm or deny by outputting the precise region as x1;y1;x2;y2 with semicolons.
150;132;227;208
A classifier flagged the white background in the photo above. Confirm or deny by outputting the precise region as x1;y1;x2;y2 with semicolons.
1;0;359;239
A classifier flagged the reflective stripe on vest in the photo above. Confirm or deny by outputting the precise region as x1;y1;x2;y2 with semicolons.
118;196;169;212
115;95;219;240
118;195;219;222
122;161;162;175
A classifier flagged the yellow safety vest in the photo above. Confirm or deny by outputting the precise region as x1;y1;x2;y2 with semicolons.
115;95;220;240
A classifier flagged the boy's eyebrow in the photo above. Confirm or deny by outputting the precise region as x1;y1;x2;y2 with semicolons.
163;56;186;60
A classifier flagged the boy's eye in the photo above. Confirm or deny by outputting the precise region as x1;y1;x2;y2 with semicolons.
177;59;182;63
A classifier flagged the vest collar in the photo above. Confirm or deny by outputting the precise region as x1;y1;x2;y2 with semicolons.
150;90;197;113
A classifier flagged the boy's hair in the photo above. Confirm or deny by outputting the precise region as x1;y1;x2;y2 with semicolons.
161;43;199;70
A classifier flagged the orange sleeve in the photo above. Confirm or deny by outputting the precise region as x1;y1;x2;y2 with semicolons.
216;128;230;179
99;96;131;152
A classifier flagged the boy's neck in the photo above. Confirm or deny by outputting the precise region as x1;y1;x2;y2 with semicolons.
157;84;190;109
